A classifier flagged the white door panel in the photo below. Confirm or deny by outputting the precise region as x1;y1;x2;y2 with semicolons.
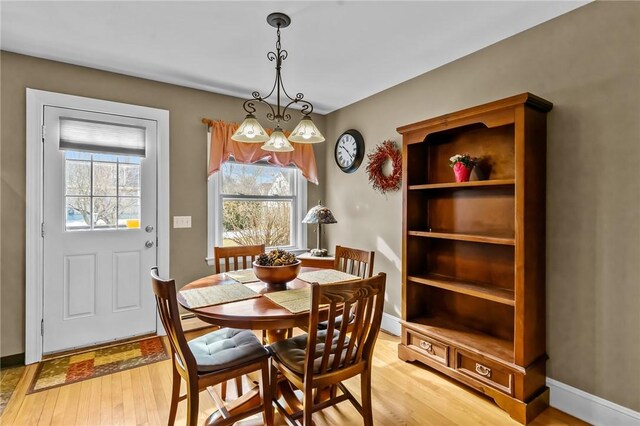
43;106;157;354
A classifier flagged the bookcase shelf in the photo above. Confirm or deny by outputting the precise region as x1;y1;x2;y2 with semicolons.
407;231;516;246
408;178;515;191
407;274;515;305
397;93;552;424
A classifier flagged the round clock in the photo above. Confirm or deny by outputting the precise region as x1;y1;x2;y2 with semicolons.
334;129;364;173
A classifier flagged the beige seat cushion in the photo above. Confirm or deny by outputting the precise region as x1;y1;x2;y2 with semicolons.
269;330;351;374
186;328;268;373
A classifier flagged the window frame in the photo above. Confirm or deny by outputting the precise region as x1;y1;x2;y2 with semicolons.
206;159;307;266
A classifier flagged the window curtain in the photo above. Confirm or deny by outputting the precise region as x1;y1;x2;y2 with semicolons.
208;120;319;185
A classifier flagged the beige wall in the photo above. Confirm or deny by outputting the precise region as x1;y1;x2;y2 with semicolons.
323;2;640;410
0;52;326;357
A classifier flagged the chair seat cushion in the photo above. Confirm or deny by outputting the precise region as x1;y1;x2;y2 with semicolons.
317;312;356;330
186;328;268;373
269;330;350;374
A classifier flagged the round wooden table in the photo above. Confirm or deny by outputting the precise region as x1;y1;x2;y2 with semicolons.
177;267;324;424
177;266;324;343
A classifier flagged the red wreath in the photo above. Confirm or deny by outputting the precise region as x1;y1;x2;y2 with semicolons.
366;140;402;194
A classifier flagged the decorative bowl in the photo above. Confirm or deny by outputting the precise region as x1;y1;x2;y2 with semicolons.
253;260;301;285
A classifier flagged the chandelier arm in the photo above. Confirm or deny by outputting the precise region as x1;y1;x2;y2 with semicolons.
242;100;257;115
282;98;314;120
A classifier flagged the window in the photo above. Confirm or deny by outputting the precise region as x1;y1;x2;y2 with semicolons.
64;151;141;231
208;160;307;262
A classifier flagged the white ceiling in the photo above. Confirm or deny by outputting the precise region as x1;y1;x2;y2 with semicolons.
1;1;587;114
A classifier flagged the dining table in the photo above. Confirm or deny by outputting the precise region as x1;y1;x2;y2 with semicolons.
177;266;336;425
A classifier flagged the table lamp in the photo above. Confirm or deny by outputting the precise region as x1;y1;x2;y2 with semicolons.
302;202;337;256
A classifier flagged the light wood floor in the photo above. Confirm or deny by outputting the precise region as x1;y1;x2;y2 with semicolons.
1;330;586;426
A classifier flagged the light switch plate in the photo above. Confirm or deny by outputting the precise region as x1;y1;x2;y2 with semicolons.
173;216;192;228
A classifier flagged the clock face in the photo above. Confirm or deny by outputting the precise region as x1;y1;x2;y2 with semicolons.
334;130;364;173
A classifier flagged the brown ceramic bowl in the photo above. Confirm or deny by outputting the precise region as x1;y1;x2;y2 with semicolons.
252;260;302;285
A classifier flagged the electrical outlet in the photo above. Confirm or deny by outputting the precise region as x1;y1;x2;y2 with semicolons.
173;216;192;228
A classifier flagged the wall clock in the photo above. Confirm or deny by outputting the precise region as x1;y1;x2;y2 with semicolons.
334;129;364;173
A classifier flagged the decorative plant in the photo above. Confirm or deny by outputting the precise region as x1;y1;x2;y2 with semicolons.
449;153;478;169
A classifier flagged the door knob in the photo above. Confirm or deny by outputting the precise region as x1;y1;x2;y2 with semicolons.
145;240;154;248
145;225;154;233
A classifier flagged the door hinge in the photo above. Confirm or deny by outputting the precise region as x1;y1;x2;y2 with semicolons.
41;125;46;141
41;319;44;336
41;222;45;237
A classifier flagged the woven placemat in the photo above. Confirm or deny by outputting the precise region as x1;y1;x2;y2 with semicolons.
264;288;311;314
225;269;260;284
180;283;259;308
297;270;361;285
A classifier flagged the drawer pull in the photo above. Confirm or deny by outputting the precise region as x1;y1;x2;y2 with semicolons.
419;341;433;353
475;363;491;378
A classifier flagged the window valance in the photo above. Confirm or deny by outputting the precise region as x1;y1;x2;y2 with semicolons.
207;120;319;185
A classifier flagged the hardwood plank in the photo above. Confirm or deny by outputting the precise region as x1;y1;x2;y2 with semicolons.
110;371;124;425
86;377;102;425
120;370;137;425
139;365;162;425
60;382;81;426
129;367;149;425
74;380;92;425
36;387;59;426
99;373;112;426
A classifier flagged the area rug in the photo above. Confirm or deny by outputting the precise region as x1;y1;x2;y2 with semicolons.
27;336;169;394
1;366;25;414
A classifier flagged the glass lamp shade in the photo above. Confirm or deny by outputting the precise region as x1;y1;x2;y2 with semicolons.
231;114;270;143
288;115;326;143
302;204;337;224
261;127;294;152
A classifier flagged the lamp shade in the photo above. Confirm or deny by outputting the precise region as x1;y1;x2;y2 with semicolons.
302;204;337;224
288;115;325;143
261;127;294;152
231;114;270;143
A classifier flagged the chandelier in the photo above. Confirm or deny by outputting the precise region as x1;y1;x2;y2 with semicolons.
231;12;325;152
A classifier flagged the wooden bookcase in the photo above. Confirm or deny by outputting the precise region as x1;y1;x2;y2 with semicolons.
397;93;553;424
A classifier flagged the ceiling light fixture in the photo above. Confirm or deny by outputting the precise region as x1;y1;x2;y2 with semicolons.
231;12;325;152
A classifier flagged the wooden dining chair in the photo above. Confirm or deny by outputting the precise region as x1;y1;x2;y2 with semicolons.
316;245;376;332
334;245;375;279
213;244;265;273
269;273;387;426
150;268;273;426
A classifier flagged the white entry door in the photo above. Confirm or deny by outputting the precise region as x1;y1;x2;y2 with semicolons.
42;106;158;354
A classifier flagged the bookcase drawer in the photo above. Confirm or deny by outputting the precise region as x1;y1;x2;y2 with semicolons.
407;329;449;366
454;349;514;396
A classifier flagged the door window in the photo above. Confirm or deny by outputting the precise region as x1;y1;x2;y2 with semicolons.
65;151;142;231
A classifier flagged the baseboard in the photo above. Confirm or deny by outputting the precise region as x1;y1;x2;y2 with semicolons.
547;378;640;425
0;352;25;368
381;312;402;336
380;313;639;424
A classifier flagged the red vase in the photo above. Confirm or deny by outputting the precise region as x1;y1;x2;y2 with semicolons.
453;162;473;182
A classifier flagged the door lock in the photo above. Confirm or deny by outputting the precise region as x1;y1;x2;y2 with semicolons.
145;225;154;233
145;240;154;248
